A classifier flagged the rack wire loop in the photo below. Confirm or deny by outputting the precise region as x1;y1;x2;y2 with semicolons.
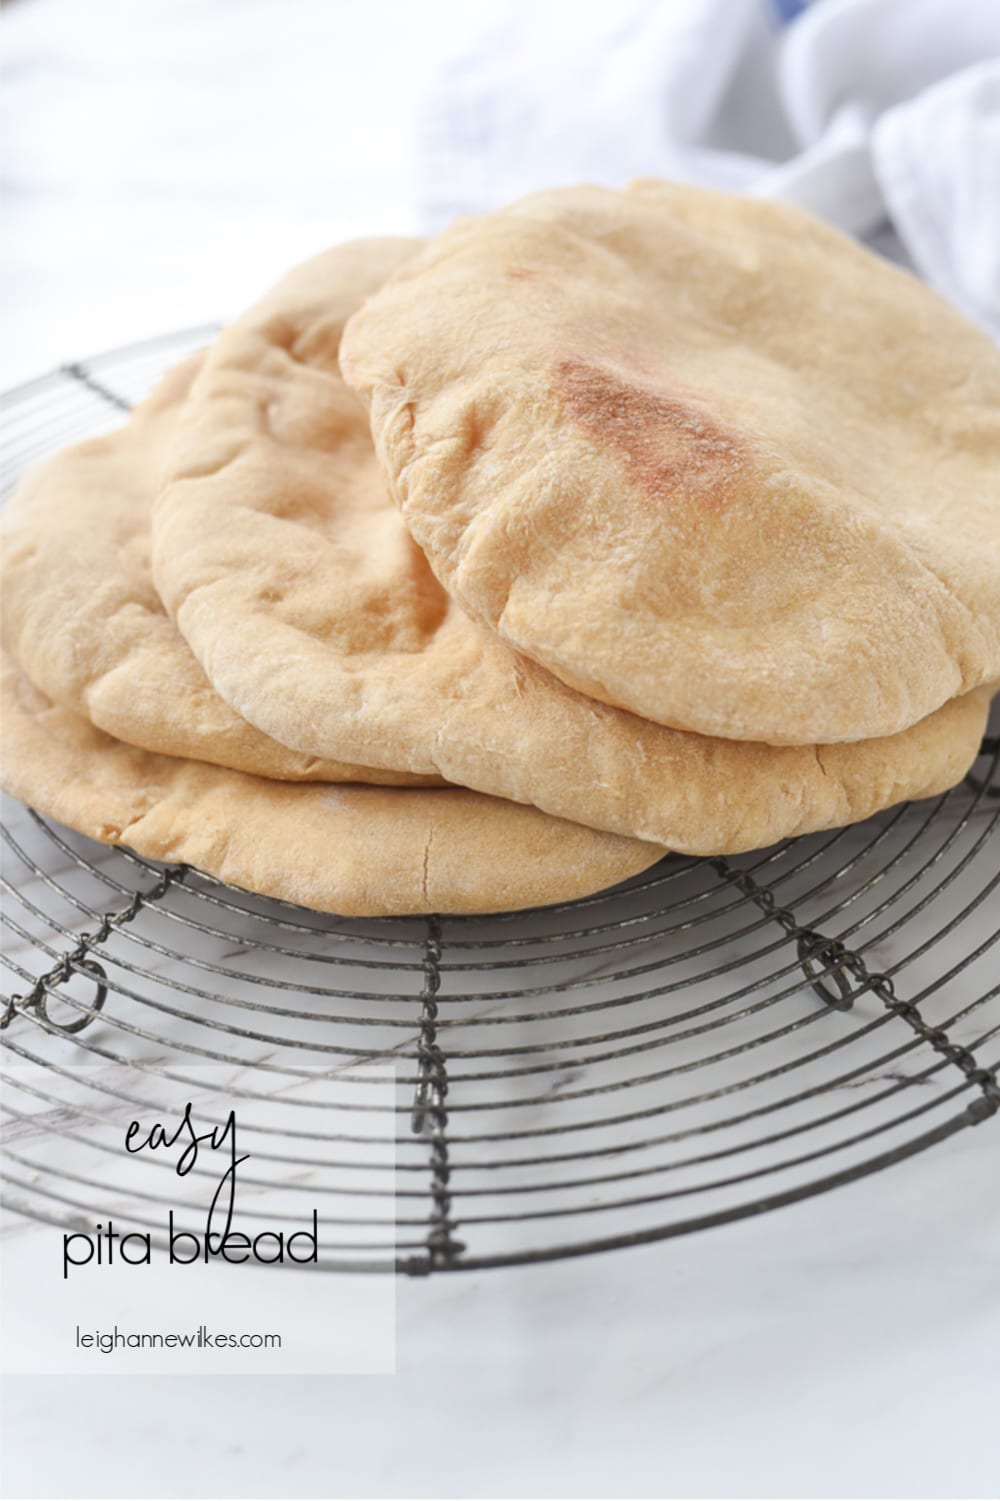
1;330;998;1273
795;933;855;1010
2;864;187;1034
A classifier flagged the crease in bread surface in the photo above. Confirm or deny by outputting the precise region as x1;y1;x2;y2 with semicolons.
339;181;1000;745
148;238;993;855
0;651;666;917
0;352;437;787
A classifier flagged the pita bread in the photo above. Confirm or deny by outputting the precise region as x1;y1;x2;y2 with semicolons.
0;653;663;916
0;358;429;786
340;181;1000;745
152;241;991;855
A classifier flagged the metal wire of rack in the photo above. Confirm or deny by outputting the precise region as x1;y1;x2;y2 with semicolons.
1;330;998;1275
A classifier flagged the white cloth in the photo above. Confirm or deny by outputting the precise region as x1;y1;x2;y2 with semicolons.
422;0;1000;336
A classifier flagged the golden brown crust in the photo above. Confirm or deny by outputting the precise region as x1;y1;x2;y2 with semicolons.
150;241;992;854
0;357;432;787
0;652;665;917
340;181;1000;745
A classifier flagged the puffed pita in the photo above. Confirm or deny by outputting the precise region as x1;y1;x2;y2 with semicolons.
0;358;428;786
152;240;992;855
340;181;1000;745
0;653;664;916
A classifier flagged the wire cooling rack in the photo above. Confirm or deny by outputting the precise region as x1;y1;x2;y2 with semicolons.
1;330;999;1275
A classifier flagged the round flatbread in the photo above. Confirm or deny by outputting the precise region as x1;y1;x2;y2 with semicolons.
0;653;664;916
151;240;992;854
340;181;1000;745
0;357;429;786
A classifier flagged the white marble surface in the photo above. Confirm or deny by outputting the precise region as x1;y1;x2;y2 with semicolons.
2;3;999;1497
2;784;999;1499
2;1125;999;1499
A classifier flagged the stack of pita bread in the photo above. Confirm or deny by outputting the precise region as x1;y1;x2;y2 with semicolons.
3;184;998;915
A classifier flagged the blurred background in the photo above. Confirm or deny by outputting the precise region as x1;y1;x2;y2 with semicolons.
0;0;478;385
2;5;1000;1500
2;0;998;388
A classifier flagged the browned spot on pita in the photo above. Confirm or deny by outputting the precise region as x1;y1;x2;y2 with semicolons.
554;357;746;505
507;267;542;282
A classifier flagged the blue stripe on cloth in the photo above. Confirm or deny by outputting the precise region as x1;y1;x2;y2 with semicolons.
771;0;810;23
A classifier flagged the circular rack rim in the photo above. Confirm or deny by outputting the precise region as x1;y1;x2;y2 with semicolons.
1;328;998;1276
